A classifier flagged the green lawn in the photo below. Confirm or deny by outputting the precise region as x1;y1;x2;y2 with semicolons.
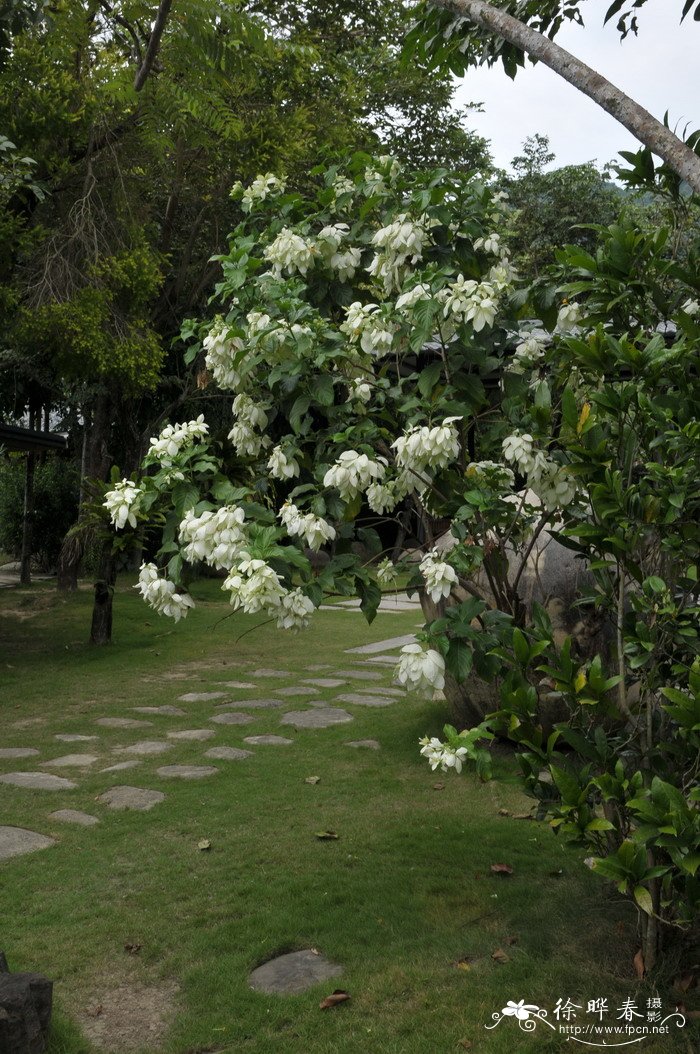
0;578;695;1054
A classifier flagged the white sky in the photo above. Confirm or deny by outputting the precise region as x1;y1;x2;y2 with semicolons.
452;0;699;173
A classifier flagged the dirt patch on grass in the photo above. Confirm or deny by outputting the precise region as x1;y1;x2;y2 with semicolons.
77;977;179;1053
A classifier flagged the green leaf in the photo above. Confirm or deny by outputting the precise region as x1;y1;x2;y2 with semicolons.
633;885;654;916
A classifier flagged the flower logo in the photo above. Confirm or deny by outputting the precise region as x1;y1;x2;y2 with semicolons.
502;1000;540;1021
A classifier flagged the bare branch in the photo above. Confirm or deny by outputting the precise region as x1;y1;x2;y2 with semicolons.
133;0;173;92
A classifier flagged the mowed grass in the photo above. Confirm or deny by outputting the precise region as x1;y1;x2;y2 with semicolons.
0;579;694;1054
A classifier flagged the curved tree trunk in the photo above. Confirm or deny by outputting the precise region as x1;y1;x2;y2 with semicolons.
434;0;700;195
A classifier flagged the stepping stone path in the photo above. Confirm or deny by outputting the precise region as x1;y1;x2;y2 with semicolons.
0;772;77;791
96;717;152;729
205;747;253;761
42;754;99;768
275;686;320;697
166;729;215;741
333;669;384;681
357;686;403;697
155;765;218;780
364;655;401;666
305;664;331;671
347;740;381;750
249;949;342;995
209;712;255;726
301;678;346;689
345;634;416;654
216;681;256;689
98;786;165;811
119;740;173;756
54;734;98;743
335;694;394;708
280;708;353;729
0;826;55;862
133;706;186;716
178;691;228;702
249;669;289;678
217;699;284;710
243;735;293;746
0;747;39;759
49;810;99;827
101;760;141;773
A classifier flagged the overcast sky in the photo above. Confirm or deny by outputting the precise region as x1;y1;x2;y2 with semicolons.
452;0;698;173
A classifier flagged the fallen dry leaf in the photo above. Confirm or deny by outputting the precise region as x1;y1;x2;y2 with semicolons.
433;782;445;791
197;839;211;851
304;776;321;785
513;812;534;820
490;863;514;876
497;808;511;816
633;949;645;979
314;830;339;840
123;942;141;955
319;990;350;1010
491;948;510;964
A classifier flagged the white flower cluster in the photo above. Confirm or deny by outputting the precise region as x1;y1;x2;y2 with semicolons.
323;450;386;501
556;301;582;332
136;563;195;622
502;433;577;511
222;554;286;614
442;276;498;332
340;302;396;357
507;331;548;375
279;501;336;551
466;461;515;488
348;378;372;404
147;416;209;467
488;259;517;293
419;549;459;603
393;417;461;474
228;393;270;458
419;736;469;774
268;445;300;480
203;321;244;391
316;224;361;281
264;227;316;277
368;214;428;292
178;506;246;570
395;643;446;694
395;283;431;315
104;478;142;530
232;172;286;212
276;588;315;631
364;156;401;193
332;174;355;200
366;479;407;515
474;232;504;256
681;298;699;316
376;558;397;586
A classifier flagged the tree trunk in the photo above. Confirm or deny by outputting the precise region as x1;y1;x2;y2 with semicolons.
89;542;116;645
19;452;36;586
434;0;700;195
419;589;490;727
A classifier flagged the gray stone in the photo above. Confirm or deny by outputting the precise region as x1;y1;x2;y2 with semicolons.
275;686;320;697
280;708;353;729
178;691;228;702
215;681;256;689
357;686;402;697
333;669;384;681
301;678;346;689
209;712;255;726
345;634;416;654
155;765;219;780
249;669;290;678
119;740;174;756
0;771;77;791
42;754;99;768
204;746;253;761
248;949;342;995
54;734;99;743
364;655;402;666
305;664;332;671
0;826;55;862
166;729;216;741
346;739;381;750
49;809;100;827
217;699;285;710
98;785;165;811
335;693;394;708
96;717;153;729
243;735;293;746
100;760;141;773
133;706;186;716
0;747;39;759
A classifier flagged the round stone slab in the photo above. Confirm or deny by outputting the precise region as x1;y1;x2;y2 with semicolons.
243;735;293;746
100;760;142;773
333;669;384;681
55;734;98;743
215;681;256;689
249;669;290;678
119;740;173;756
280;708;353;729
155;765;218;780
217;699;285;710
178;691;228;702
0;747;39;759
166;729;215;741
301;678;345;689
204;746;253;761
96;717;152;729
275;686;320;697
209;712;255;726
346;739;381;750
249;949;343;995
49;809;99;827
335;693;394;708
98;785;165;811
0;826;55;862
133;706;186;717
0;771;77;791
42;754;99;768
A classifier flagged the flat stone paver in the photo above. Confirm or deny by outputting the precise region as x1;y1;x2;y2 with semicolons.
155;765;218;780
55;734;98;743
205;747;253;761
101;760;141;773
0;747;40;759
335;694;394;708
96;717;153;729
301;678;346;689
275;686;320;697
217;699;285;710
345;634;416;655
249;949;343;995
333;669;384;681
98;785;165;811
49;809;99;827
364;655;401;666
357;686;403;697
280;708;353;729
215;681;256;689
347;739;381;750
0;826;55;862
0;771;77;791
209;712;255;726
249;669;290;678
243;735;293;746
305;664;332;671
119;740;173;756
42;754;99;768
178;691;228;702
133;706;186;716
166;729;215;741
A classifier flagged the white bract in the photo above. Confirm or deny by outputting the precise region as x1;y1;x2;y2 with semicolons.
531;462;578;511
178;506;246;570
443;275;498;332
502;432;536;474
147;416;209;467
418;736;469;774
348;378;372;403
393;418;461;473
368;213;428;292
508;333;547;375
232;172;286;212
268;445;300;480
279;502;336;551
376;558;397;586
556;301;582;332
395;643;446;694
104;478;142;530
276;588;315;631
419;549;459;602
135;563;195;622
203;321;244;391
222;555;286;614
264;228;315;276
323;450;386;500
395;283;431;314
340;301;396;357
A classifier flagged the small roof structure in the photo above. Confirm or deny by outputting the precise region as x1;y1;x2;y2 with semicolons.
0;422;68;453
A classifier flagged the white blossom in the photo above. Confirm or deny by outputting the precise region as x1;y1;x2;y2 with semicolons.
278;502;336;551
268;445;300;480
681;298;699;317
395;643;445;693
419;549;459;602
147;416;209;467
507;334;547;375
474;232;503;256
376;558;397;586
502;432;536;474
556;301;582;332
135;562;194;622
367;214;428;292
264;228;315;276
364;156;401;193
104;479;142;530
203;321;244;391
393;417;461;473
276;588;315;631
323;450;386;500
232;172;286;212
418;736;469;773
340;301;396;357
395;283;431;314
330;246;361;281
531;461;578;511
178;506;246;570
229;421;269;458
443;275;498;332
366;481;401;515
466;461;515;488
348;378;372;403
222;555;286;614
